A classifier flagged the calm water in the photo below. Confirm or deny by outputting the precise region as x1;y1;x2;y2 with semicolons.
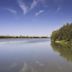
0;38;72;72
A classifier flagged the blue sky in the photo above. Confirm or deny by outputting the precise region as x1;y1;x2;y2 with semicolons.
0;0;72;36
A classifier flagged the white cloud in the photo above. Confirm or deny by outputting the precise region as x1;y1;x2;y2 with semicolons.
17;0;47;15
35;10;44;16
5;8;17;14
30;0;38;9
18;0;38;15
30;0;46;9
18;0;29;15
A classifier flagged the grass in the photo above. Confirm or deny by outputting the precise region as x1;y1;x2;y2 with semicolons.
55;40;68;45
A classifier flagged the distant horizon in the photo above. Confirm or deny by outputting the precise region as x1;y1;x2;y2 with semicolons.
0;22;72;37
0;34;49;37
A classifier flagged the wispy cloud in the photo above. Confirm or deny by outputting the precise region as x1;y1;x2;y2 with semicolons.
5;8;17;14
17;0;47;15
31;0;47;9
56;7;61;12
30;0;38;9
35;10;44;16
18;0;29;15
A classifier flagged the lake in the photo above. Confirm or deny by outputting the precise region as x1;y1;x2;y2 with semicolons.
0;38;72;72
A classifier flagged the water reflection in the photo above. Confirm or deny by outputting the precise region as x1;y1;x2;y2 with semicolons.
51;42;72;62
1;39;72;72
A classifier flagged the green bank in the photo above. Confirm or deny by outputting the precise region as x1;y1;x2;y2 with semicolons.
51;23;72;46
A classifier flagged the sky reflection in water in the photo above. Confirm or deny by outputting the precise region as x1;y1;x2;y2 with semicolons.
0;39;72;72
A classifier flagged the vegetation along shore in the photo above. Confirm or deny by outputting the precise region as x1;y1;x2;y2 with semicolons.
51;23;72;46
0;35;48;39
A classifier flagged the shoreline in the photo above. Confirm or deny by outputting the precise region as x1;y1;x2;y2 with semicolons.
0;36;48;39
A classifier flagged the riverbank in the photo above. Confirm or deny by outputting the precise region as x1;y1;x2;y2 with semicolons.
55;40;72;47
51;23;72;45
55;40;67;44
0;36;48;39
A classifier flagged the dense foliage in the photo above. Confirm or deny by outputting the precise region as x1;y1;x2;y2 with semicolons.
51;23;72;42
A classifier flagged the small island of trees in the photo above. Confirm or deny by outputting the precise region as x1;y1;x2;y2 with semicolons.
51;23;72;45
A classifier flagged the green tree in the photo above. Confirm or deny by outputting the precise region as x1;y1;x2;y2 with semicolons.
51;23;72;42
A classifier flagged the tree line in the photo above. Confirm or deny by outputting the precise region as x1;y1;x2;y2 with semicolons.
51;23;72;42
0;35;48;39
